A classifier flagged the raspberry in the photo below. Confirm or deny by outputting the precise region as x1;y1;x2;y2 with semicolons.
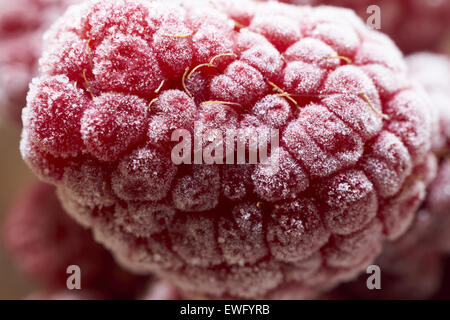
22;0;435;299
3;182;146;299
0;0;79;125
278;0;450;54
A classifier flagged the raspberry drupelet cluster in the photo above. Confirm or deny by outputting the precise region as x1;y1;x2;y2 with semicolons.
3;182;147;299
21;0;435;299
0;0;79;125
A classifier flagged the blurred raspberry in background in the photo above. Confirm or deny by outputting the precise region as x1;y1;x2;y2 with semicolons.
0;0;79;126
3;181;148;299
329;53;450;299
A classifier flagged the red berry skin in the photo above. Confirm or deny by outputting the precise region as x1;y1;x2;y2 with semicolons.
21;0;436;299
3;182;147;299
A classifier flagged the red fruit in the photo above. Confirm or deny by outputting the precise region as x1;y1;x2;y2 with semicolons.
3;182;146;299
22;0;435;299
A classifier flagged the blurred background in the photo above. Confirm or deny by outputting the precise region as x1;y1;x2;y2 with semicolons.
0;125;36;299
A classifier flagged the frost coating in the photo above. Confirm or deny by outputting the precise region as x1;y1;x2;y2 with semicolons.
21;0;435;299
407;53;450;153
112;145;177;202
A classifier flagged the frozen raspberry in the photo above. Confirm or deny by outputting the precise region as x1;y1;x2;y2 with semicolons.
3;182;147;299
0;0;80;125
22;0;435;299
